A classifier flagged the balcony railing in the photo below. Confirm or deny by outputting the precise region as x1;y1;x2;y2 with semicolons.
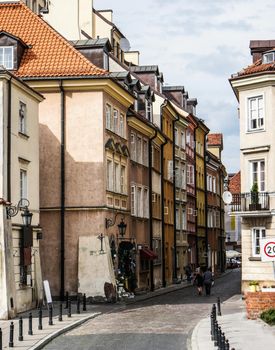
231;192;270;212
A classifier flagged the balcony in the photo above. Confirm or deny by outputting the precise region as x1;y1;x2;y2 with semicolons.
230;192;271;216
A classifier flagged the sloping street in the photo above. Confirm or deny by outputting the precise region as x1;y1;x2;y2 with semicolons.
44;270;241;350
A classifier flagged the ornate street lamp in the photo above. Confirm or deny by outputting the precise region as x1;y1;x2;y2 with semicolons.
6;198;33;226
117;218;127;238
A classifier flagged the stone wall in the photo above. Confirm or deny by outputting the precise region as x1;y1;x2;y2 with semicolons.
245;292;275;319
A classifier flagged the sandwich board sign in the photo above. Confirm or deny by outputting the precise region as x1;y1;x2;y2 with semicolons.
260;239;275;262
43;280;52;306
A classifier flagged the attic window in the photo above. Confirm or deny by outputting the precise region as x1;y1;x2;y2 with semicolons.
262;51;275;64
0;47;13;69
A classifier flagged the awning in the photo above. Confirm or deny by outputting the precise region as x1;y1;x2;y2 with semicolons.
140;248;158;260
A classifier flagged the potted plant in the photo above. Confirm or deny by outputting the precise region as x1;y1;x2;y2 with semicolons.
249;182;261;210
249;280;259;292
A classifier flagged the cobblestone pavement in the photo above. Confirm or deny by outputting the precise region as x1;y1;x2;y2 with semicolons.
44;269;241;350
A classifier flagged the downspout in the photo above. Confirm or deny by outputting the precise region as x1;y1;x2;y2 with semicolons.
194;123;199;267
7;77;11;201
160;101;168;287
149;129;157;292
172;114;179;282
204;147;208;268
219;167;224;272
60;81;65;300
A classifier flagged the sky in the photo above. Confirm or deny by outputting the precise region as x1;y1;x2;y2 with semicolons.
94;0;275;173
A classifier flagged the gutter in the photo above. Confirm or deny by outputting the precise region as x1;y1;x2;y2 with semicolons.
204;147;208;268
149;128;158;292
7;77;11;201
60;81;65;300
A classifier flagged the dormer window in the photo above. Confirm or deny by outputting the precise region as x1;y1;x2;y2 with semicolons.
0;46;13;69
262;51;275;64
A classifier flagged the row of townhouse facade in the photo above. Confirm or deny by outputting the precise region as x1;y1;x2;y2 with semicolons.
0;0;226;319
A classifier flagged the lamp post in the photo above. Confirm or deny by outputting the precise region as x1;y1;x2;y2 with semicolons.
117;218;127;238
6;198;33;225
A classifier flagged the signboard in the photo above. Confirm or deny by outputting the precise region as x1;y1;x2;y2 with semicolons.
43;280;52;304
260;239;275;262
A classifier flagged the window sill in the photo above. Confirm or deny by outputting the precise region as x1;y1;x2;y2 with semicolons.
246;129;265;134
105;128;127;141
248;256;261;261
18;132;29;140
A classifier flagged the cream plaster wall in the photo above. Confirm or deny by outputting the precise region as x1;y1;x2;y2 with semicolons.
44;0;93;40
93;10;112;41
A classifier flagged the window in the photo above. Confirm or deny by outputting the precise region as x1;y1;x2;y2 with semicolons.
137;135;142;164
20;169;27;199
131;184;149;218
130;132;136;161
19;102;26;134
131;186;136;216
146;99;152;121
176;209;180;230
187;164;194;185
263;51;275;64
0;47;13;69
213;177;216;193
143;139;148;166
113;109;118;134
252;227;266;256
103;52;109;70
120;165;125;194
248;96;264;131
251;159;265;191
143;188;149;218
106;159;113;191
186;129;191;146
106;104;111;130
119;114;124;137
180;131;185;149
182;210;186;230
114;163;120;192
175;128;178;146
137;187;142;217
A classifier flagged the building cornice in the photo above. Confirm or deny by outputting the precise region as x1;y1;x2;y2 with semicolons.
127;116;156;138
241;145;270;154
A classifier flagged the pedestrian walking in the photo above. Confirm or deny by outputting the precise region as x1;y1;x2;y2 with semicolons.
193;269;204;295
185;264;192;283
203;267;214;296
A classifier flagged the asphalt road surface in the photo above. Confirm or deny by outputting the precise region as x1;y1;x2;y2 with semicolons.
44;269;241;350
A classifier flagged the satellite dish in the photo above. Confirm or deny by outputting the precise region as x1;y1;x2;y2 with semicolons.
120;37;131;52
222;191;233;205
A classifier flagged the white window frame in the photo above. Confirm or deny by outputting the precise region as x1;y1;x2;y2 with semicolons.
120;165;126;194
106;104;112;130
136;135;142;164
131;185;136;216
0;46;13;69
143;138;149;166
180;130;185;149
114;162;120;193
20;169;27;199
175;128;178;146
181;209;186;230
143;187;149;218
130;132;136;161
252;227;266;257
113;109;118;134
106;159;113;191
250;159;265;192
176;208;180;230
247;95;264;132
119;113;124;138
19;101;27;134
103;52;109;70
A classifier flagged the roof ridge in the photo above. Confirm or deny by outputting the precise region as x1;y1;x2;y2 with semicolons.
17;2;107;76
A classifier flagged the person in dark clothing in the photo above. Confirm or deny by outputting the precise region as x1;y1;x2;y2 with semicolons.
185;264;192;282
203;267;213;296
193;270;204;295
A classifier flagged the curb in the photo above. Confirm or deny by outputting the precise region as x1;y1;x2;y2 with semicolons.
190;318;204;350
29;312;102;350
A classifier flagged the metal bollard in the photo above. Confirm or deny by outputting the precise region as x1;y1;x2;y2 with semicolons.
59;303;63;322
49;305;53;325
38;307;43;330
211;314;215;341
214;321;218;346
77;297;81;314
212;303;217;321
217;326;222;349
217;297;222;316
221;332;226;350
0;327;2;350
28;312;33;335
210;313;214;336
68;298;71;317
9;322;14;348
225;339;230;350
83;293;87;311
18;317;23;341
65;291;69;309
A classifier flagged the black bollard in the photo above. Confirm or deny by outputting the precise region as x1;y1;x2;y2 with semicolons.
9;322;14;348
18;317;23;341
211;314;215;341
225;339;230;350
59;303;63;322
0;327;2;350
68;298;71;317
221;332;226;350
77;297;81;314
212;303;217;321
217;297;222;316
38;307;43;330
217;326;222;349
28;312;33;335
214;321;218;346
65;291;69;309
83;293;87;311
49;305;53;325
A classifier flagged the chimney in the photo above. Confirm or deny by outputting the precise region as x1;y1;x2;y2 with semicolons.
250;40;275;63
124;51;140;66
98;9;113;22
187;98;197;116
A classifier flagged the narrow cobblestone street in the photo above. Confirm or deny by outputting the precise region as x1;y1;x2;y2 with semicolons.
43;270;241;350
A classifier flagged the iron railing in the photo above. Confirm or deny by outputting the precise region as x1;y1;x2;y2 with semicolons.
231;192;270;212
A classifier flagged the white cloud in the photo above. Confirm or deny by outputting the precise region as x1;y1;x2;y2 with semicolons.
94;0;275;172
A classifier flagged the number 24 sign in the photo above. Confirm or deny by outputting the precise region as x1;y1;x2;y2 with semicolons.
260;239;275;262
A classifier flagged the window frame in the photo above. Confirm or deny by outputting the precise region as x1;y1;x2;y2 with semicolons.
252;227;266;257
0;46;13;69
20;169;27;200
19;101;27;134
250;159;265;192
247;95;264;132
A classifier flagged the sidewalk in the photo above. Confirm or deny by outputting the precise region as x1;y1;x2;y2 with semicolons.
191;294;275;350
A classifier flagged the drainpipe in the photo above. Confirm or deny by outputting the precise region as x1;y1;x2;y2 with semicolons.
7;77;11;201
172;114;179;282
160;101;168;287
194;123;199;267
149;129;158;292
60;81;65;300
204;147;209;268
219;167;224;272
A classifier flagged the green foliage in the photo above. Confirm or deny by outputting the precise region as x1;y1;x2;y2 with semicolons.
251;182;259;193
251;182;259;204
260;309;275;325
249;280;259;286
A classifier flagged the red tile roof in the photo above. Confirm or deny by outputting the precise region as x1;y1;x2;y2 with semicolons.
207;133;223;146
239;58;275;76
0;2;107;78
229;171;240;194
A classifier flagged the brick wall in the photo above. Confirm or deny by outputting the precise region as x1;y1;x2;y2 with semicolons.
245;292;275;319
